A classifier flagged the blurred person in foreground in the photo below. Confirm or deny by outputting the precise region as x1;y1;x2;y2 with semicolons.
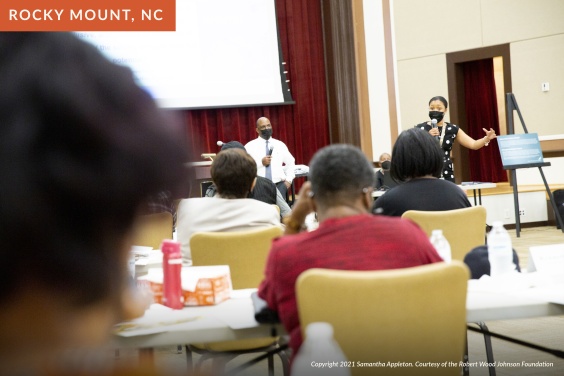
258;144;442;357
0;33;192;375
373;128;471;217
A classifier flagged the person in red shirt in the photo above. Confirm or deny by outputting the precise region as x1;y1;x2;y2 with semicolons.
258;144;442;356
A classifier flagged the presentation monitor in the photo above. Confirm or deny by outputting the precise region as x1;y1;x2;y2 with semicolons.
75;0;293;110
497;133;545;169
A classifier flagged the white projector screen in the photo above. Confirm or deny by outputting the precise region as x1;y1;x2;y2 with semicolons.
75;0;293;109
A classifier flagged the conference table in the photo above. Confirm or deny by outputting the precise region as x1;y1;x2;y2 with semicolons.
459;182;497;206
114;274;564;353
371;182;496;205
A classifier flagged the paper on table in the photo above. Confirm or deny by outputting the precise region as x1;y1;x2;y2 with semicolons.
114;304;201;337
135;250;163;266
468;272;564;305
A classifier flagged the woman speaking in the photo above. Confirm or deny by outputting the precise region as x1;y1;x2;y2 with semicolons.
415;96;497;182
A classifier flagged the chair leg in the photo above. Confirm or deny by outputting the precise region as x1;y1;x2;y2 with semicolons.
276;348;290;376
267;353;274;376
184;345;193;373
477;322;496;376
463;334;470;376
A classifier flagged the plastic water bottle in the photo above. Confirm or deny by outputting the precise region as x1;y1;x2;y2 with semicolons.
291;322;351;376
429;229;452;263
487;221;514;277
161;239;183;309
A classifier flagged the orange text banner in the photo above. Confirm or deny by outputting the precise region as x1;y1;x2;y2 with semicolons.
0;0;176;31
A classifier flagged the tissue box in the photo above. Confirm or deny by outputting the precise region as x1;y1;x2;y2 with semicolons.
139;265;231;306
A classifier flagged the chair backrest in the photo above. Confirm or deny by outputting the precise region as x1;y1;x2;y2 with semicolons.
131;212;174;249
402;206;487;261
296;262;469;376
190;226;283;289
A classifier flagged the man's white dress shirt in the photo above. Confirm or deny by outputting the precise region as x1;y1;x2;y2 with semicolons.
245;137;295;184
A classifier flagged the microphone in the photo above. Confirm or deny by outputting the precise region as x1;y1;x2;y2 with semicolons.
431;119;439;141
267;145;274;156
217;141;223;147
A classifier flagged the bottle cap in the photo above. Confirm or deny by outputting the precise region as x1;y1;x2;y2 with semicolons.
431;229;443;236
161;239;181;254
306;322;334;339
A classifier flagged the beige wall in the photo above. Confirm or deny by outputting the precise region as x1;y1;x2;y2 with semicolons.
511;34;564;137
393;0;564;137
387;0;564;183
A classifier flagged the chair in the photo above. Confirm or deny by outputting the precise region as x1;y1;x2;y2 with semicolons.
296;262;470;376
401;206;487;261
131;212;174;249
402;206;493;376
187;226;289;375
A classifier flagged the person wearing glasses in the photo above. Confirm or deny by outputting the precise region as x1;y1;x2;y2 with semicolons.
258;144;441;358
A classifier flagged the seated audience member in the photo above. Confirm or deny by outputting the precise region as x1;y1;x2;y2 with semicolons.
0;33;190;375
258;144;442;356
373;128;471;217
374;152;399;190
177;148;282;262
205;141;292;218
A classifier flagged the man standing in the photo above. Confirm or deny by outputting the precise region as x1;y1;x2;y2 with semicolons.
245;117;295;200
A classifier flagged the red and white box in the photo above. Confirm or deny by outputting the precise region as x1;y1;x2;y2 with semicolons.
139;265;232;306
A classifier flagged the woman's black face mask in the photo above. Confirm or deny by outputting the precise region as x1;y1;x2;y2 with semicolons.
429;111;445;122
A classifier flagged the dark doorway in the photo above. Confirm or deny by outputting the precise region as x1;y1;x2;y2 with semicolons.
446;44;511;183
461;58;508;182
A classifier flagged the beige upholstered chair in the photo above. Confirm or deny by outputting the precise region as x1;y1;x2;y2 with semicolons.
296;262;470;376
402;206;487;261
188;226;288;375
131;211;174;249
402;207;495;375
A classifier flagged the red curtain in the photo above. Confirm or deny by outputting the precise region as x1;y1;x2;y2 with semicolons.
462;59;508;183
180;0;329;170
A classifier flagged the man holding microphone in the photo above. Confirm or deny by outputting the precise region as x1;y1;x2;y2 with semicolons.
245;117;295;201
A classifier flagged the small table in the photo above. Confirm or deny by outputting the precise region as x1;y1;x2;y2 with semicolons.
458;182;497;205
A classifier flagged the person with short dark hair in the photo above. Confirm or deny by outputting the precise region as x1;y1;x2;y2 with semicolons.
0;33;190;375
205;141;292;217
416;95;497;182
374;152;399;190
258;144;441;356
373;128;471;217
177;148;281;262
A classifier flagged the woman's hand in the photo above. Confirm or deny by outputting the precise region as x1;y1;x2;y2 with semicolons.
483;127;497;141
429;127;440;137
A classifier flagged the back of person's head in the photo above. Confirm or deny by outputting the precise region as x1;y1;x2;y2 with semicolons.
0;33;190;307
211;148;257;198
309;144;374;206
220;141;246;151
390;128;443;182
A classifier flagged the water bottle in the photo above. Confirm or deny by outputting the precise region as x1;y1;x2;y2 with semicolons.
291;322;351;376
487;221;514;277
161;239;183;309
429;229;452;263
